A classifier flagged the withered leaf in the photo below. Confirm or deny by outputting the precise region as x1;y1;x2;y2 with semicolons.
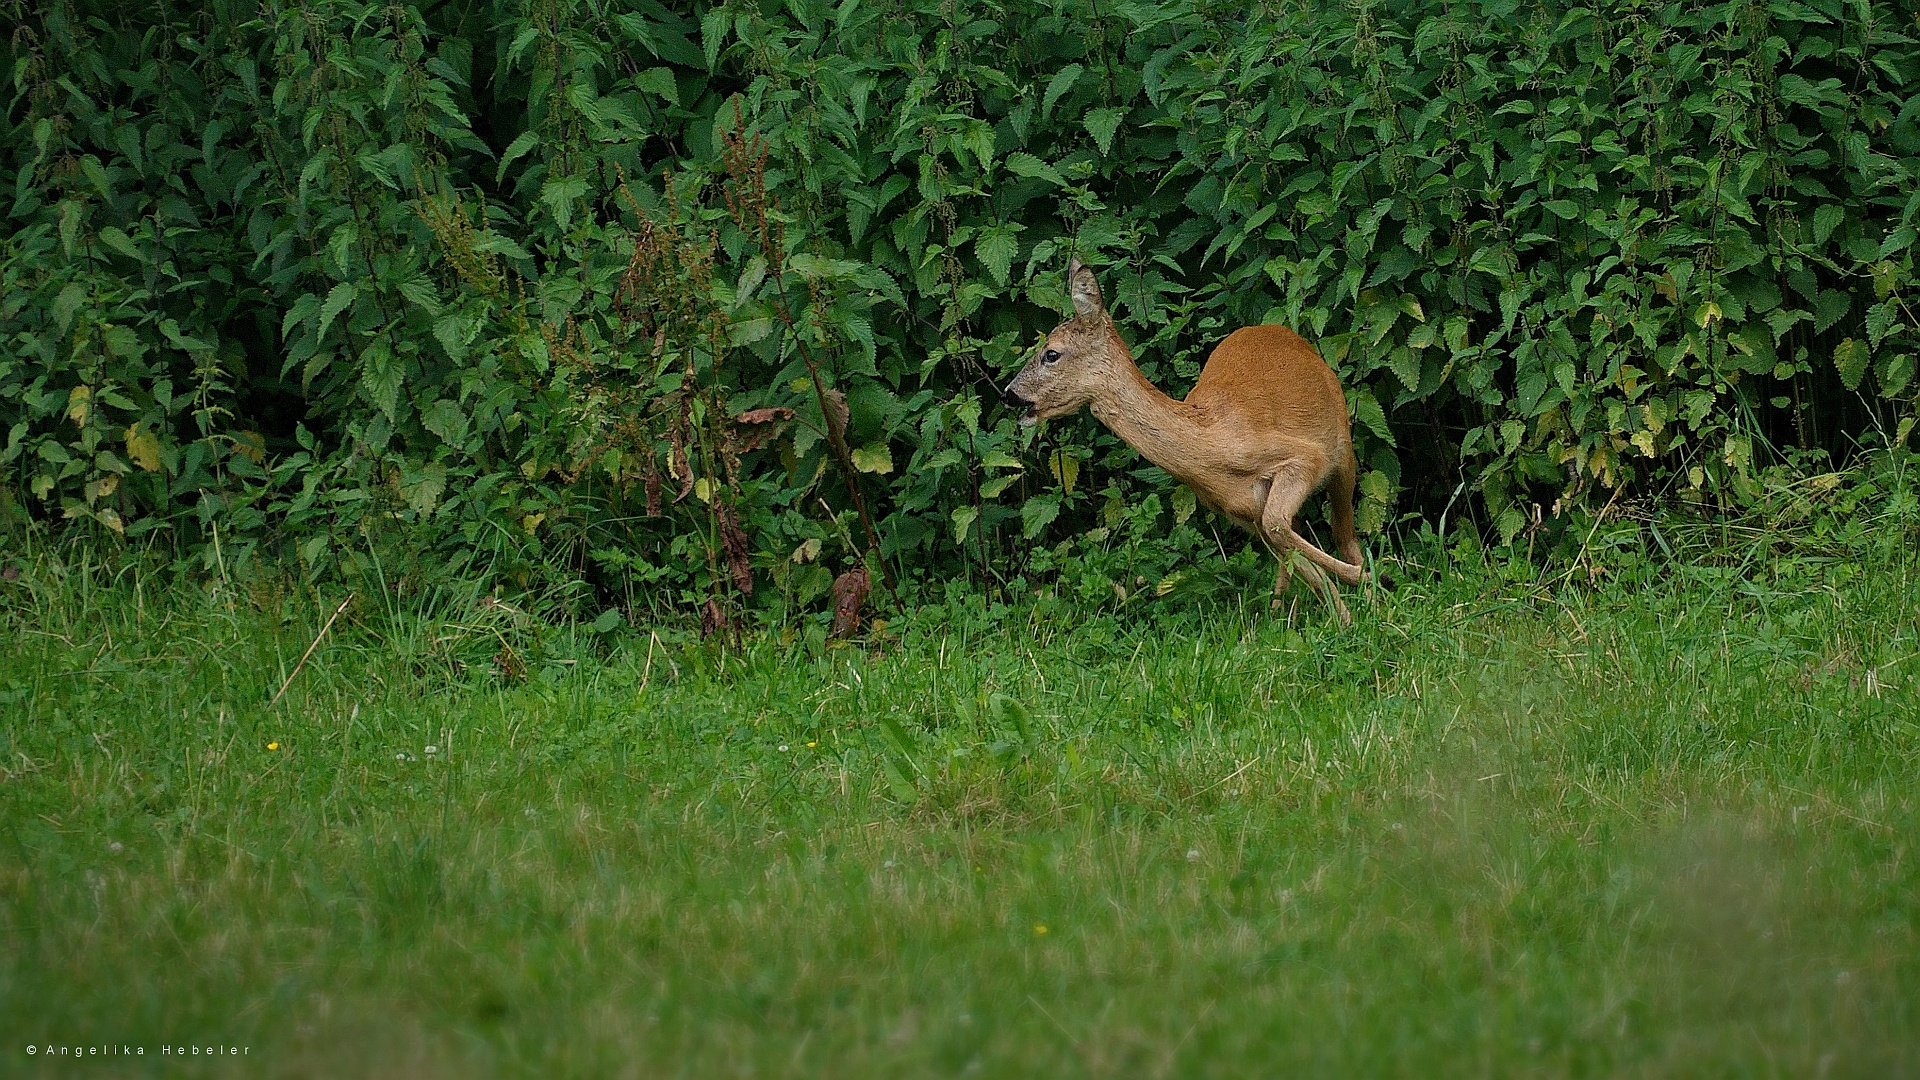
829;567;870;639
731;406;793;454
699;597;729;639
719;502;753;596
734;407;794;425
822;388;850;448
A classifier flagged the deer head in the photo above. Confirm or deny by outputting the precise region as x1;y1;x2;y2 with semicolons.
1001;256;1126;427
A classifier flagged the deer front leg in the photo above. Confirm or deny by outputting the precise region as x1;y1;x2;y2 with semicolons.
1261;463;1352;625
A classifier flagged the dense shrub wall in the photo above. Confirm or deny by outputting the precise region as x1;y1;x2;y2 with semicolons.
2;0;1916;613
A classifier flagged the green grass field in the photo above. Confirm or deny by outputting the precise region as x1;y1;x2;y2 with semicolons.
3;511;1919;1077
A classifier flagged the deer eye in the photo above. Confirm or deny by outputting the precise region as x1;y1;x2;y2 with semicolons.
1042;349;1061;364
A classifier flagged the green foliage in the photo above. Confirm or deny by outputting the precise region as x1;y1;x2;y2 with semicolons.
3;0;1918;615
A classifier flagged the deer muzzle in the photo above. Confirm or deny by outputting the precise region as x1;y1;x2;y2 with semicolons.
1001;382;1036;424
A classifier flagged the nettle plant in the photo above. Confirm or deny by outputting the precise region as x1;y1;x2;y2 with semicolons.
1;0;1915;620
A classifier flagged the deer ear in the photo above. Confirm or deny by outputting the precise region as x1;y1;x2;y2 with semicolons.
1067;258;1105;320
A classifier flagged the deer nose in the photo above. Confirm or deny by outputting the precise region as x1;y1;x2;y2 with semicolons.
1001;384;1030;409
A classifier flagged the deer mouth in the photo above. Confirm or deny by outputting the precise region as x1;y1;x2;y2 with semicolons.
1002;385;1040;426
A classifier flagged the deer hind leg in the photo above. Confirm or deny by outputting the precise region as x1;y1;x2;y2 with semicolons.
1261;463;1352;625
1262;461;1365;588
1328;451;1363;569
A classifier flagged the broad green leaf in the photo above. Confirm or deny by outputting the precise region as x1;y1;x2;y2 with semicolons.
1812;204;1845;246
540;174;589;232
634;67;679;107
1048;449;1079;493
359;341;402;421
975;223;1022;286
1043;65;1083;116
701;7;730;69
400;462;447;515
496;131;538;182
851;443;893;474
281;293;319;341
951;505;978;545
963;121;995;169
1834;338;1869;391
52;283;87;333
1172;485;1195;525
124;424;162;473
421;399;468;446
317;283;356;344
1005;152;1067;188
97;226;144;262
1084;107;1125;156
1389;347;1422;392
1021;493;1060;538
1880;353;1915;398
1348;387;1395;446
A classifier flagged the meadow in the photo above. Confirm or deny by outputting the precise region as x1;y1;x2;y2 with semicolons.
4;480;1919;1078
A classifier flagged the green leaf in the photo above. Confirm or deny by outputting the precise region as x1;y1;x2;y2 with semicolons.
962;120;996;169
1172;485;1195;525
634;67;679;107
1356;470;1392;534
1021;493;1060;538
400;462;447;515
1834;338;1869;391
96;226;144;262
951;504;978;545
540;174;589;232
879;754;919;802
1005;152;1066;188
701;7;731;69
496;131;538;182
1043;64;1083;117
1880;353;1915;399
359;341;402;421
421;399;468;446
432;312;471;362
282;293;319;341
1348;387;1395;446
317;283;356;344
1812;204;1845;246
1084;107;1125;156
51;283;87;333
974;223;1023;286
1388;347;1421;392
851;443;893;474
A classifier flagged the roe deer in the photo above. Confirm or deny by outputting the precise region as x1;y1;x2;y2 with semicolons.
1001;256;1367;621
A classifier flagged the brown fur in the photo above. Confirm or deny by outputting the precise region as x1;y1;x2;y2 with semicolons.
1004;258;1365;620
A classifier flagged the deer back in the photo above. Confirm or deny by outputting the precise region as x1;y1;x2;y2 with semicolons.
1186;324;1352;455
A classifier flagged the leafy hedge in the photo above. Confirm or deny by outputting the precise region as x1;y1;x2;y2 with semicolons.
2;0;1916;618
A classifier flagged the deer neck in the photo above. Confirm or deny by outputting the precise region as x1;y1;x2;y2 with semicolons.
1088;353;1207;479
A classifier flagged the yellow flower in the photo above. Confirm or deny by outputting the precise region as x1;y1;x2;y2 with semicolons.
1033;924;1048;936
267;742;280;751
807;741;817;748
